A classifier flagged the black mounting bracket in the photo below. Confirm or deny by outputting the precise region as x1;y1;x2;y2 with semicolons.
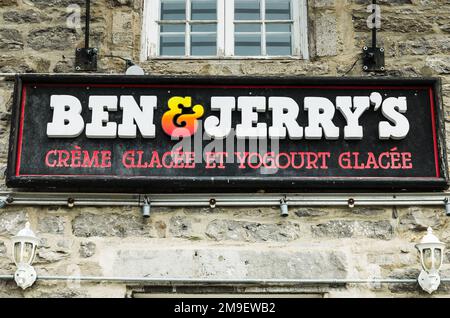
74;0;98;72
75;48;98;72
362;0;385;73
362;46;385;72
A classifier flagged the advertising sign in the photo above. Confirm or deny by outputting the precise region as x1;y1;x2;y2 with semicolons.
6;75;448;191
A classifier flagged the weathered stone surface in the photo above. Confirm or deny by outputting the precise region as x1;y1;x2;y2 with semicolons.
0;29;23;50
72;213;153;237
0;241;5;256
0;282;22;298
53;59;74;73
111;0;133;6
36;247;70;263
3;10;50;23
351;207;387;216
38;216;65;234
0;0;17;6
397;37;450;56
113;248;348;279
0;55;32;73
353;12;434;33
25;287;87;298
399;207;441;231
315;13;338;57
314;0;335;7
112;12;133;46
354;0;412;4
169;216;193;238
388;268;421;293
294;208;328;217
425;56;450;74
39;238;50;249
79;242;96;258
0;211;27;236
205;220;301;242
367;252;416;267
439;23;450;33
154;221;167;238
312;220;393;240
27;27;78;51
29;57;51;73
27;0;85;9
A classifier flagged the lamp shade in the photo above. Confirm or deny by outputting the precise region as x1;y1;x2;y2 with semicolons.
415;227;445;272
11;222;39;266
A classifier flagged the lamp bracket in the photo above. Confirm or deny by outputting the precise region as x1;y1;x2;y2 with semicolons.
362;46;385;72
75;48;98;72
418;270;441;294
14;263;37;290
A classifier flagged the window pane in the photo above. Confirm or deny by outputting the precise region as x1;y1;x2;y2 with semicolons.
161;0;186;20
266;33;291;55
191;0;217;20
435;249;442;269
161;24;185;32
160;33;185;56
191;33;217;55
235;33;261;55
266;23;291;32
191;23;216;32
235;23;261;32
266;0;291;20
235;0;260;20
423;248;432;271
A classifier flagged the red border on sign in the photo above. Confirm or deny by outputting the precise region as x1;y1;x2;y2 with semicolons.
429;88;440;178
15;83;441;179
16;86;27;177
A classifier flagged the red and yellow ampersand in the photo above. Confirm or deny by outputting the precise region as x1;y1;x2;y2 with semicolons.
161;96;204;138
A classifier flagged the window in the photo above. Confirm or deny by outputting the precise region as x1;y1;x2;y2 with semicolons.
142;0;308;59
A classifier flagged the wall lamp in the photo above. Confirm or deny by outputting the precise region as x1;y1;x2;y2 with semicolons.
12;222;39;289
416;227;445;294
103;55;145;75
125;61;145;75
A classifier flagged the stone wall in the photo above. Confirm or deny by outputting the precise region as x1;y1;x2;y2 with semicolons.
0;0;450;298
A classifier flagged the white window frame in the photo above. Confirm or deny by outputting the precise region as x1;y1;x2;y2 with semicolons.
140;0;309;61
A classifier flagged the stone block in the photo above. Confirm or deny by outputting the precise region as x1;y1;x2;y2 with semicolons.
72;213;153;237
0;241;5;256
27;27;78;51
38;216;65;234
36;246;70;264
169;216;193;238
205;219;301;242
294;208;329;217
27;0;85;9
312;220;394;240
0;29;23;50
425;56;450;74
315;13;338;57
79;242;96;258
113;247;348;279
0;211;27;236
0;0;17;6
3;9;50;23
399;207;442;232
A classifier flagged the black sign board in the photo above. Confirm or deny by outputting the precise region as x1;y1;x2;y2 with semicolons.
6;75;448;192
